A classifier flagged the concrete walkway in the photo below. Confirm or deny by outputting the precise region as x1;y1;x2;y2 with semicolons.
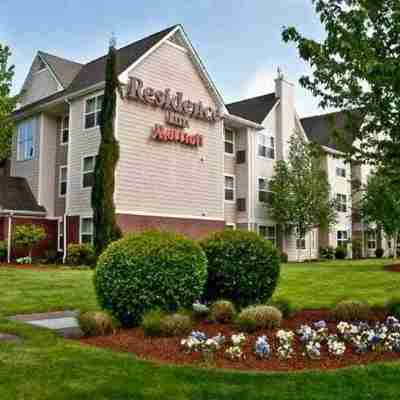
9;310;83;338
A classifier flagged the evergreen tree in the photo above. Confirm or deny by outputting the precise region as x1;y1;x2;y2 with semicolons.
0;43;18;161
91;38;123;256
282;1;400;177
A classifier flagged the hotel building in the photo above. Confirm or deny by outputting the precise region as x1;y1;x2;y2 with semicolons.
0;25;390;261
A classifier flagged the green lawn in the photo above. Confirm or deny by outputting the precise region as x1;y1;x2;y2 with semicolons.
1;259;400;400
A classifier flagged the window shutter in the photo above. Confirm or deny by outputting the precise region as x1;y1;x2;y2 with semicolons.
236;150;246;164
237;198;246;212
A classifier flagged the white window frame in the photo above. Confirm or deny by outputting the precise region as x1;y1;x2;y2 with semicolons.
57;219;64;252
60;115;69;145
80;216;94;245
81;155;96;189
17;119;35;161
224;174;235;203
257;177;272;204
337;230;348;247
367;230;377;250
83;94;103;131
257;132;275;159
336;193;347;213
258;225;276;246
59;165;68;198
224;128;235;156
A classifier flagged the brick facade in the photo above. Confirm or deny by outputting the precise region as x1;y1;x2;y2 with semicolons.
116;213;225;239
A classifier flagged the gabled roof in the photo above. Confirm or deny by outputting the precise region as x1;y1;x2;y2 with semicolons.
13;25;178;118
301;111;353;151
38;51;82;88
226;93;279;124
0;177;46;213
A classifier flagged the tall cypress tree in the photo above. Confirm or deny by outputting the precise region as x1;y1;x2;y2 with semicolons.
91;38;123;256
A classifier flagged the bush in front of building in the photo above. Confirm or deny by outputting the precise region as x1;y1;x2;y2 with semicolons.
319;246;335;260
159;313;192;337
279;251;289;263
67;243;96;266
334;246;347;260
200;230;280;307
78;311;120;337
386;298;400;319
0;241;7;262
236;305;282;333
94;231;208;327
375;248;384;258
13;224;46;260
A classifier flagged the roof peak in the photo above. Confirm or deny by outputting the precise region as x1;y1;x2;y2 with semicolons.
38;51;82;67
226;92;276;106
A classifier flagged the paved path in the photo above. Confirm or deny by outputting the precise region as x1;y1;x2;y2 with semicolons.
9;310;83;338
0;333;21;342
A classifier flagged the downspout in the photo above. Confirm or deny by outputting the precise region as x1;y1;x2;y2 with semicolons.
63;214;67;264
7;213;13;264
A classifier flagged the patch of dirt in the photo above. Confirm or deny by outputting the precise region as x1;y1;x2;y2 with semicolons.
385;264;400;273
78;309;400;372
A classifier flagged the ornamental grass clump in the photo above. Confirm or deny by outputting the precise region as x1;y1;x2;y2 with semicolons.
142;309;164;337
333;300;373;322
236;305;282;332
210;300;236;324
94;231;208;327
159;313;192;337
78;311;119;337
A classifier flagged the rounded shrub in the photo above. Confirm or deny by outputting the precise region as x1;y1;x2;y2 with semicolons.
332;300;372;321
159;313;192;337
279;251;288;263
335;246;347;260
0;241;7;262
375;248;384;258
387;298;400;319
94;231;208;327
78;311;119;337
67;243;96;266
236;305;282;332
200;230;280;307
210;300;236;323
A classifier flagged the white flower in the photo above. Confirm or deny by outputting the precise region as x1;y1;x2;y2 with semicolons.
231;333;246;346
225;345;243;360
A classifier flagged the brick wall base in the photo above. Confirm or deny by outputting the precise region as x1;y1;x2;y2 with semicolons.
116;213;225;239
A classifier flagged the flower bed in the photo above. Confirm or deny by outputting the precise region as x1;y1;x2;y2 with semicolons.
78;310;400;372
385;263;400;273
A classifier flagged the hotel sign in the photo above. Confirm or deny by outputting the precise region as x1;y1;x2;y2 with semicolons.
125;77;221;123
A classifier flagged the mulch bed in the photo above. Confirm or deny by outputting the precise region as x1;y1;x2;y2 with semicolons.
385;263;400;273
78;310;400;372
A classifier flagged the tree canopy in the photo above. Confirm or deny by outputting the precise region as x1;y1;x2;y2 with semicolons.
0;43;17;162
268;134;337;237
282;0;400;176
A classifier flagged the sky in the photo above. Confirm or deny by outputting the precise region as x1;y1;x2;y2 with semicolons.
1;0;330;117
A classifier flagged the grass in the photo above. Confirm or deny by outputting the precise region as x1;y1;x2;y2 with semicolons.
1;258;400;399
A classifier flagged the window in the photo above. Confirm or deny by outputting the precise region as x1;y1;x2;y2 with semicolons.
58;220;64;251
258;133;275;159
82;156;96;188
257;178;272;203
296;229;306;249
336;167;346;178
17;119;35;161
337;231;348;247
259;225;276;247
367;230;377;249
224;175;235;201
84;94;103;129
336;194;347;213
224;129;235;155
60;115;69;145
59;166;68;197
80;217;94;244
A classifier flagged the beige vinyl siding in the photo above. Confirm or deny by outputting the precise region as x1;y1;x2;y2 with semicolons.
285;228;319;262
66;94;101;216
10;116;40;199
54;118;68;217
20;57;60;107
39;114;58;216
116;41;224;220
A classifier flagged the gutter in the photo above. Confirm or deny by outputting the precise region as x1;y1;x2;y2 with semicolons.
0;209;46;216
223;112;264;130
